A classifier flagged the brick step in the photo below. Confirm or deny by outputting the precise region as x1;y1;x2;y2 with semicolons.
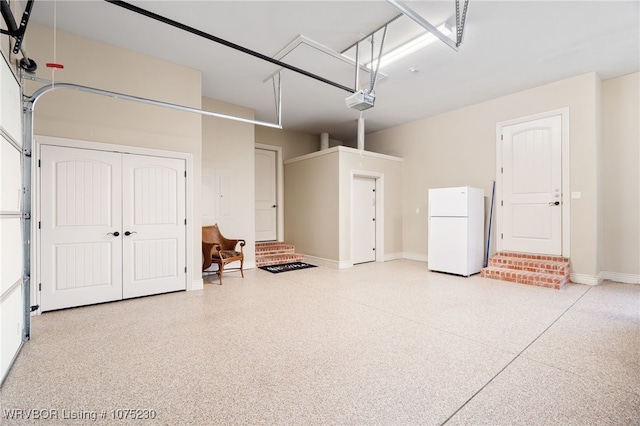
482;252;571;290
256;253;305;267
488;255;569;276
256;243;295;256
255;241;286;248
496;251;567;262
481;267;568;290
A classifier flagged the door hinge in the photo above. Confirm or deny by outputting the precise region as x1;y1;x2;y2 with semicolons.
501;233;503;239
38;221;41;229
184;171;187;177
184;266;187;273
38;283;41;291
184;219;187;225
501;134;504;141
501;167;503;174
501;200;503;207
30;305;39;312
38;159;41;167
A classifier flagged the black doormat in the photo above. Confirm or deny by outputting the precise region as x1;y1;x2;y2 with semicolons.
259;262;317;274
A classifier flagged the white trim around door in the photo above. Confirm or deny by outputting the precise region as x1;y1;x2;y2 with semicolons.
495;108;570;258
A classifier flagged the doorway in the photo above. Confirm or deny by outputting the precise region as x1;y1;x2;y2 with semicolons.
352;176;376;264
255;148;277;241
39;144;187;311
496;109;570;257
351;171;385;265
254;144;284;242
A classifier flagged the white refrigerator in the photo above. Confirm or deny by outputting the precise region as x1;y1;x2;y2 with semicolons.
428;186;484;276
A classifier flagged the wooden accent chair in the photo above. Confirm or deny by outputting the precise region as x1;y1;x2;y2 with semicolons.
202;224;245;285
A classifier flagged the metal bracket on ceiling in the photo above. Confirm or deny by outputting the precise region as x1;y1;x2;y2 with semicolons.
385;0;470;51
104;0;356;95
262;35;387;87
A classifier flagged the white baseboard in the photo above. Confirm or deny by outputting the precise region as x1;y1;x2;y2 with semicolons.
598;271;640;284
570;271;640;286
190;278;204;291
384;252;404;262
302;255;351;269
570;273;601;286
402;252;428;263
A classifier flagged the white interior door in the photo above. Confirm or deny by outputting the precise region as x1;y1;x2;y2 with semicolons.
255;148;277;241
501;115;562;255
352;176;376;264
122;154;186;298
40;145;123;311
40;146;187;311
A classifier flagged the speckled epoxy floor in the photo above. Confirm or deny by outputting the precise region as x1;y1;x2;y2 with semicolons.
1;260;639;425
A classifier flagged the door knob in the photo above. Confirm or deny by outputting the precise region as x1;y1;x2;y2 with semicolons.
549;201;560;206
124;231;137;236
107;231;120;237
272;205;277;208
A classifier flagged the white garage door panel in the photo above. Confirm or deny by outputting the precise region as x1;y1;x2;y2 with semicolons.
0;217;22;295
0;137;21;212
1;57;22;145
1;286;24;379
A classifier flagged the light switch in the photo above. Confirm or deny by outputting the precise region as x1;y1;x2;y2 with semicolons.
571;192;581;199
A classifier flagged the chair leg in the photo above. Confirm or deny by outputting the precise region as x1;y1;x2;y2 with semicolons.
240;258;244;278
218;262;224;285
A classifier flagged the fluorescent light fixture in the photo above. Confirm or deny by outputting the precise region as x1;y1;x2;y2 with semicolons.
368;24;452;69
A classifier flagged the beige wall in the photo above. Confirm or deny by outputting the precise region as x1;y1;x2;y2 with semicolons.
602;73;640;276
366;73;603;279
284;151;340;261
255;126;319;160
284;147;402;266
201;97;256;265
24;23;204;281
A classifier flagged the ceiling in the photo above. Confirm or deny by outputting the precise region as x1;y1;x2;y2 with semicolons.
27;1;640;142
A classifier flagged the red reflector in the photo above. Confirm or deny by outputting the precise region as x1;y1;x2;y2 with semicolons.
46;63;64;69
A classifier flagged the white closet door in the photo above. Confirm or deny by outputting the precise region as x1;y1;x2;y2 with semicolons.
352;176;376;264
40;145;123;311
121;154;186;298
